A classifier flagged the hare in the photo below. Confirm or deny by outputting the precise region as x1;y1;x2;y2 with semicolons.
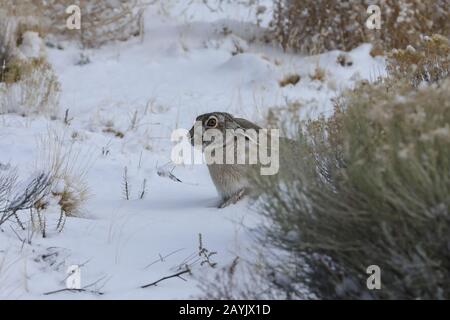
188;112;298;208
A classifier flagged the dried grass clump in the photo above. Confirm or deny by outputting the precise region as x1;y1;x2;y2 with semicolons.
251;78;450;299
279;73;300;87
103;127;125;139
0;59;60;116
387;34;450;87
309;65;326;81
271;0;450;54
35;131;91;221
50;177;89;218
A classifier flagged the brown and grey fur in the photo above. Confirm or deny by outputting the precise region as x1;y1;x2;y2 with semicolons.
188;112;298;208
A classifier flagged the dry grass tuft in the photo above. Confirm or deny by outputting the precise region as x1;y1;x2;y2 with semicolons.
278;73;300;87
369;44;385;57
309;65;326;81
0;59;60;116
103;127;125;139
35;130;91;219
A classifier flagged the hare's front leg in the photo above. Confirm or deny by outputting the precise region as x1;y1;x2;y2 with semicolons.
218;188;247;208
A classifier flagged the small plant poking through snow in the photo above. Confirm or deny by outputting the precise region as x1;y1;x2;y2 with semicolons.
51;176;89;218
198;233;217;268
141;233;217;289
139;178;147;200
122;166;130;201
309;65;326;82
103;126;125;139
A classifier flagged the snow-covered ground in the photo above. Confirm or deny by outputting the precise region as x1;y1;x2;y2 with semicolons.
0;1;385;299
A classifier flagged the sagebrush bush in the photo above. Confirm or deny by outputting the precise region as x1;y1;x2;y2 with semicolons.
38;0;144;48
271;0;450;54
387;34;450;87
1;0;144;49
251;78;450;299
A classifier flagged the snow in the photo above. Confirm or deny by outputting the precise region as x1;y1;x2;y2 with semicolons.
0;1;385;299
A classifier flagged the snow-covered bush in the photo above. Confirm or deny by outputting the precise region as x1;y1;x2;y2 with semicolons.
36;131;90;220
0;9;60;117
271;0;450;54
249;76;450;299
0;58;60;117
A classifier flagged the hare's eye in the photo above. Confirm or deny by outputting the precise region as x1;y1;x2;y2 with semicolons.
206;116;218;128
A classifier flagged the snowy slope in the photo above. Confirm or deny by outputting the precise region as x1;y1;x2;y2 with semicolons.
0;1;385;299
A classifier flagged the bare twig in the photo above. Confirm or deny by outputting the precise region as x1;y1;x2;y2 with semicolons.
44;274;107;296
56;209;66;232
156;163;182;183
141;266;191;288
198;233;217;268
0;172;52;227
63;109;73;125
139;178;147;200
144;248;185;269
43;286;104;296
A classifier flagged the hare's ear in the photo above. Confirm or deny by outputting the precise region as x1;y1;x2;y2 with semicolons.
233;117;262;130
